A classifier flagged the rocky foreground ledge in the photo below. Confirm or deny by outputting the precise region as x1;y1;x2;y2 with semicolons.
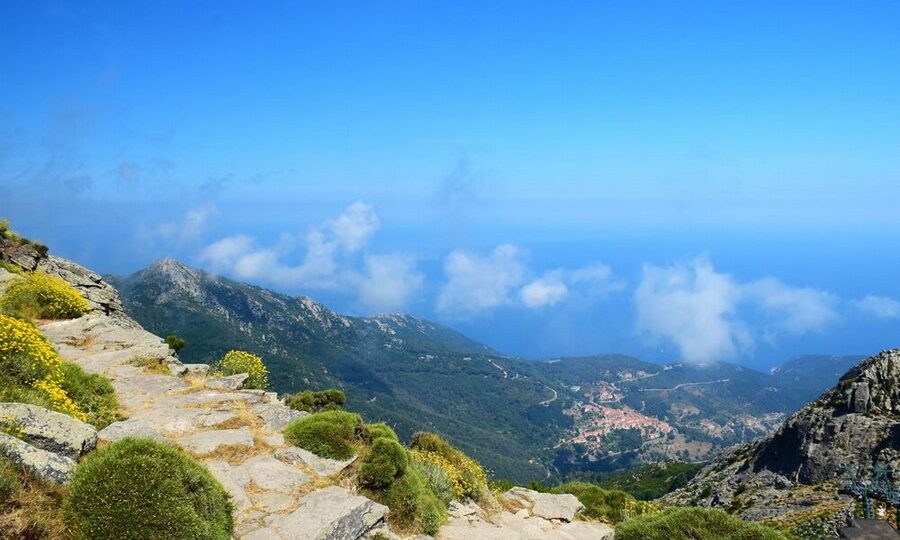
0;258;614;540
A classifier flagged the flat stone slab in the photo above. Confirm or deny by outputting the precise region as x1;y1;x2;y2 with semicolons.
275;446;356;476
207;373;249;390
206;455;311;520
252;402;307;431
178;427;254;455
97;418;166;443
261;486;387;540
0;432;76;484
505;487;585;522
0;402;97;459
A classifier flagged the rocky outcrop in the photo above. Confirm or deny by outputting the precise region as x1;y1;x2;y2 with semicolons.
0;403;97;459
37;255;125;315
666;350;900;524
0;432;76;484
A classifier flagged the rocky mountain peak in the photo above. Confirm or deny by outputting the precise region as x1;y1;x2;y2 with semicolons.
665;350;900;523
141;257;206;301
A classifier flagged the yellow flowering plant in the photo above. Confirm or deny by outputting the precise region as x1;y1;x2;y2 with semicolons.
1;271;90;320
0;314;87;421
214;350;269;389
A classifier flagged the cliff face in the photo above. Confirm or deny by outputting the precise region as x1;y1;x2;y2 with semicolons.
666;350;900;523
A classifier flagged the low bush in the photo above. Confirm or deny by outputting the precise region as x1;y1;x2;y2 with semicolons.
1;272;90;320
214;350;269;389
360;438;409;489
0;457;70;539
615;507;791;540
165;335;186;352
60;363;119;429
411;431;487;500
284;410;365;460
411;454;455;505
0;314;86;421
549;482;657;524
367;422;399;442
64;438;233;540
381;466;446;536
287;388;345;413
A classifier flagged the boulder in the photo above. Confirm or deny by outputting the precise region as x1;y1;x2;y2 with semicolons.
97;418;167;443
207;373;250;390
183;363;211;376
0;432;76;484
261;485;387;540
0;403;97;459
505;487;584;522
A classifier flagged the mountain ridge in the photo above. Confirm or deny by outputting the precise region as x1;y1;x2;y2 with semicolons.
110;258;868;482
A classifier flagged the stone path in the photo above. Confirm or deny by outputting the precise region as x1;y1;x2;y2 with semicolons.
40;314;387;540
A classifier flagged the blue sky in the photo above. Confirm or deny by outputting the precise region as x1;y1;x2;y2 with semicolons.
2;1;899;368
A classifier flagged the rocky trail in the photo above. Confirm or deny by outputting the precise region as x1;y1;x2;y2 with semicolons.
0;256;615;540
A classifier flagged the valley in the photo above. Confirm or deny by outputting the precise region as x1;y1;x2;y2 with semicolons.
110;259;863;483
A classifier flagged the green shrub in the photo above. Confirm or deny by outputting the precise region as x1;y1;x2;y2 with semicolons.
64;438;233;540
165;335;186;352
549;482;656;524
360;438;409;489
412;456;455;505
615;507;791;540
213;350;269;389
1;272;90;320
411;431;487;500
367;422;399;442
284;410;365;460
287;388;346;413
381;466;447;536
59;363;119;429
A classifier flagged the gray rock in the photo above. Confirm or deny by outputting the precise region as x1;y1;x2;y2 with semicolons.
262;486;387;540
448;501;480;519
253;402;307;431
183;363;210;376
275;446;356;476
178;427;254;455
0;432;76;484
0;403;97;459
0;268;24;292
505;487;584;522
36;255;125;315
97;418;166;443
207;373;250;390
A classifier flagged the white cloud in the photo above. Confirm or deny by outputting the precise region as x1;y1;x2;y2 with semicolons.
198;235;256;271
520;274;569;308
437;244;526;315
198;201;380;289
353;254;424;312
855;295;900;319
634;256;838;364
141;204;218;246
197;202;421;312
744;278;838;335
437;245;621;315
635;257;748;365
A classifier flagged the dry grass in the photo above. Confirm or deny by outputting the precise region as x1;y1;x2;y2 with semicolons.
198;443;263;465
64;334;96;348
128;356;172;376
0;468;71;540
